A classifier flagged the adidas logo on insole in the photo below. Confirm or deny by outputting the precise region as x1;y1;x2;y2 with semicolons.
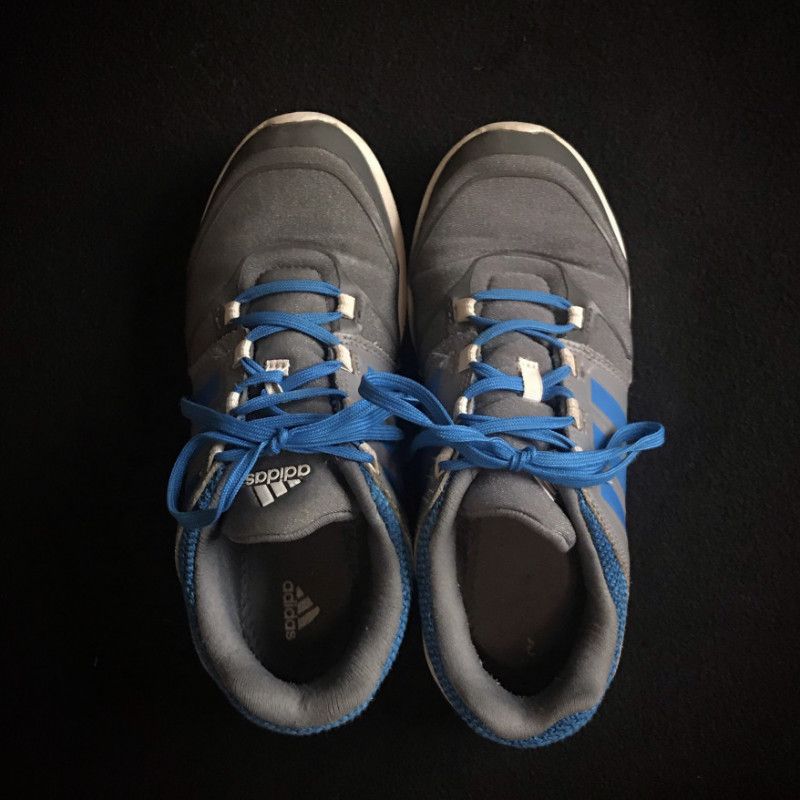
245;464;311;507
282;580;320;640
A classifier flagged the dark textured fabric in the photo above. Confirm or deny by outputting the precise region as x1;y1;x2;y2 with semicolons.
3;1;798;797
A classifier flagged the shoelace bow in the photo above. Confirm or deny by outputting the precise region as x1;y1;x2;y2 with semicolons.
167;279;402;528
360;288;664;486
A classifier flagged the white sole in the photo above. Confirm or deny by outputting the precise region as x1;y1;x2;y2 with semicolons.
201;111;407;335
408;121;629;337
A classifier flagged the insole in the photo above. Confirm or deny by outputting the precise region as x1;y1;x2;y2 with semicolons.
456;517;584;695
237;520;370;683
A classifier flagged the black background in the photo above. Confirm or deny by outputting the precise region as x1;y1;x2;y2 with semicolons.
4;2;799;797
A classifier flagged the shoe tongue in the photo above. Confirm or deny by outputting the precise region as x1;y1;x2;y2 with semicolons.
220;452;358;544
220;268;358;544
248;266;331;415
475;273;556;420
459;471;576;552
459;272;575;550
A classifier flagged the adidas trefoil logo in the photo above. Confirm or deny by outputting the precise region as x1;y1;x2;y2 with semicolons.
245;464;311;507
282;580;320;640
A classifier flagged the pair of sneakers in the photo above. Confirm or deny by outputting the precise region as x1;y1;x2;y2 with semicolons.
167;112;664;746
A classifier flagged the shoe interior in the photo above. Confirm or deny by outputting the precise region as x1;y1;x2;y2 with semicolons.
456;516;585;695
232;518;372;683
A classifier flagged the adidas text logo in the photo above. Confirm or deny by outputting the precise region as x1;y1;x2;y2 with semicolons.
281;580;319;640
245;464;311;507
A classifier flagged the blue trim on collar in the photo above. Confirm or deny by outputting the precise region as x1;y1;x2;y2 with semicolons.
416;489;628;747
178;467;411;735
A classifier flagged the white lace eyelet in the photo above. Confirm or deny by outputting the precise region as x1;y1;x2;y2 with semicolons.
359;442;380;475
452;297;477;323
561;347;577;377
566;397;584;430
225;391;241;413
454;395;474;417
337;293;356;319
334;344;353;373
233;338;253;365
223;301;241;325
206;443;224;473
434;447;455;480
458;343;481;372
568;305;584;329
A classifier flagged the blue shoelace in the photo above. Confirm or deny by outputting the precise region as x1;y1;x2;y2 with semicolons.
167;279;403;529
360;288;664;485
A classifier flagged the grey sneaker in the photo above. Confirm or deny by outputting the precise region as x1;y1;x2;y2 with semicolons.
405;123;664;746
167;113;411;734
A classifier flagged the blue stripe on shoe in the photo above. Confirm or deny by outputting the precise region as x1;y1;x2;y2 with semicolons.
601;481;626;525
178;466;412;735
592;386;628;513
591;378;626;431
416;488;628;748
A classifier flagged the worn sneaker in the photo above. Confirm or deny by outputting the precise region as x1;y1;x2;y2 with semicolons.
167;113;411;733
365;122;664;746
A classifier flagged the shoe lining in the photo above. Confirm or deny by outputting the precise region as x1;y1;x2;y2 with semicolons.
456;516;585;695
235;519;371;683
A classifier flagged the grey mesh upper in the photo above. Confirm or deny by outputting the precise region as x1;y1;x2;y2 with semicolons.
176;116;409;732
187;119;401;365
411;126;635;743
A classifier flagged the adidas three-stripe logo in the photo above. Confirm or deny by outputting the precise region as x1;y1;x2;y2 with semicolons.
590;379;628;527
253;478;302;507
282;580;320;640
245;464;312;507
